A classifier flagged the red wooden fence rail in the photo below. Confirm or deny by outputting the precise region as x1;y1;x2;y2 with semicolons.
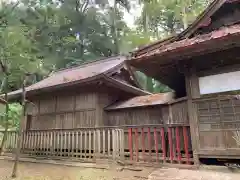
127;125;193;165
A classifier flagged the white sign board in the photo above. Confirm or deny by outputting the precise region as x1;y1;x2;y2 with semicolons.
199;71;240;95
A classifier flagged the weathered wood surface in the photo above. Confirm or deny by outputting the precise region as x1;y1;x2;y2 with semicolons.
194;96;240;156
1;128;124;162
107;100;189;127
26;92;98;130
107;106;163;126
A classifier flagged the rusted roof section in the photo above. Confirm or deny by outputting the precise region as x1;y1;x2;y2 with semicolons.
7;55;149;99
105;93;174;110
131;0;226;57
10;56;124;94
132;24;240;62
26;56;125;91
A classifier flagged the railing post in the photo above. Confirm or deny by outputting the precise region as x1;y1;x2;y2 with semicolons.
80;131;83;158
128;128;133;161
154;127;158;162
102;129;105;158
120;129;124;161
89;130;92;158
183;126;190;165
64;131;67;156
175;127;182;164
112;129;116;160
116;129;119;158
93;130;96;160
52;131;55;156
134;128;139;162
85;130;88;159
168;127;173;163
71;131;75;158
76;131;79;158
141;128;145;161
107;129;111;158
147;127;151;162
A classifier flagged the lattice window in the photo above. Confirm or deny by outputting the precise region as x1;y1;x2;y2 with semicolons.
196;96;240;149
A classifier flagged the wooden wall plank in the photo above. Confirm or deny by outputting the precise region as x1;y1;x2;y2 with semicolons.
40;97;56;114
56;95;74;112
75;92;97;110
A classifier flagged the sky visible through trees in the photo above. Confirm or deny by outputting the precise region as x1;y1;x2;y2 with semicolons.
0;0;211;128
0;0;210;92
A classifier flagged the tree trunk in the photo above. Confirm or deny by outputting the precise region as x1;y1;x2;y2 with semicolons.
11;76;27;178
0;93;9;155
142;7;154;92
113;0;119;54
143;9;149;34
182;7;188;29
0;74;9;156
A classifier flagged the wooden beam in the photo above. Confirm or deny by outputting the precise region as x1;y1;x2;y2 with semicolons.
184;67;200;166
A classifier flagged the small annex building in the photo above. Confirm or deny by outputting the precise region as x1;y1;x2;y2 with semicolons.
7;55;150;130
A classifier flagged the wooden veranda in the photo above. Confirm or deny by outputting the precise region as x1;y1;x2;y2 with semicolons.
1;124;193;165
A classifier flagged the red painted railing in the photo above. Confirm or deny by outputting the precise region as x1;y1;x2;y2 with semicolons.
127;125;193;165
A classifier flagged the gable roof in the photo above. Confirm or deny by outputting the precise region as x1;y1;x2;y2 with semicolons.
105;93;174;110
7;56;149;100
131;0;227;58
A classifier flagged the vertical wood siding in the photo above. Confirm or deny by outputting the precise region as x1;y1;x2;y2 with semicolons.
28;91;99;130
40;97;56;114
167;100;189;124
56;95;74;112
107;106;164;126
106;100;188;126
75;93;97;110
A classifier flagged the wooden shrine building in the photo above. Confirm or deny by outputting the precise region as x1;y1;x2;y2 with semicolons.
129;0;240;164
8;55;149;130
2;54;193;165
5;0;240;166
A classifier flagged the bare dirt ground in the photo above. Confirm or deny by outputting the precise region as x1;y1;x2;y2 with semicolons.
149;167;240;180
0;159;240;180
0;160;154;180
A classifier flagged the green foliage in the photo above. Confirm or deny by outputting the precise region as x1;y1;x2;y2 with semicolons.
0;0;210;93
0;3;43;90
0;103;22;129
137;0;209;36
129;0;209;92
120;30;152;53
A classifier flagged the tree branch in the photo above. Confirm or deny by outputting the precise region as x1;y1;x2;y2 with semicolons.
0;1;20;24
81;0;90;13
0;60;6;74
